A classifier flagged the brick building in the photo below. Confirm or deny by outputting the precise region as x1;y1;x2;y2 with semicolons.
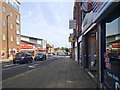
0;0;21;59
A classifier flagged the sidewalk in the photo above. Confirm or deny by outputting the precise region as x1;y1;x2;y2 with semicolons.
0;58;13;63
3;57;97;88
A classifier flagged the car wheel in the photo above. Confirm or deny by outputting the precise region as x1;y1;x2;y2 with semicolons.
30;60;32;63
13;61;16;64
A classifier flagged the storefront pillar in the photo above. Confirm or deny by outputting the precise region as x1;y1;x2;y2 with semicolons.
82;36;88;69
98;23;106;88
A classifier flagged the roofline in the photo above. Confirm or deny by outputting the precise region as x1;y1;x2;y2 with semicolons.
21;35;43;40
21;40;36;45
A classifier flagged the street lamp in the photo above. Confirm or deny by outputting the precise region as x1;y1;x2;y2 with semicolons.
6;14;10;59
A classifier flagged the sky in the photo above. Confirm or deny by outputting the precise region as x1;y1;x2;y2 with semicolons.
20;2;74;48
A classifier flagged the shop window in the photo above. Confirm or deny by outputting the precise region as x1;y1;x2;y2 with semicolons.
105;15;120;89
106;16;120;67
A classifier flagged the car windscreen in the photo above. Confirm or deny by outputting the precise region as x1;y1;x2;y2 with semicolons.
16;53;25;57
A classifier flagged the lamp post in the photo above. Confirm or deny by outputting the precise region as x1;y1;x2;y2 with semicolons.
6;15;10;59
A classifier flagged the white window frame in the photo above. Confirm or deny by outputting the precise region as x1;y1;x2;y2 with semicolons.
2;6;6;13
16;24;19;34
10;11;13;17
2;34;6;41
10;35;14;42
16;36;19;45
10;23;14;29
2;19;6;26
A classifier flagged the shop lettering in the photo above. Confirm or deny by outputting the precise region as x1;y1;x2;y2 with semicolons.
115;82;120;90
107;72;119;81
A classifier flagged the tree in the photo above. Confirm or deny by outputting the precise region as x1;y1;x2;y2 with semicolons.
65;48;69;52
54;47;60;52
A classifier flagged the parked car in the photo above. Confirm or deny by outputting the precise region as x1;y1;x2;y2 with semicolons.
34;53;46;61
13;52;33;64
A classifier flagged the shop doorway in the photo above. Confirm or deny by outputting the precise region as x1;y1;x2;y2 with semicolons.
87;30;98;76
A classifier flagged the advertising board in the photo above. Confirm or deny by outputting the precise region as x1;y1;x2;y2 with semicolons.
82;1;112;33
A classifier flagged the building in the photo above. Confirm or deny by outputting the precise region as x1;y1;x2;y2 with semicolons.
71;1;120;89
21;35;54;56
46;43;54;54
69;1;82;62
0;0;21;59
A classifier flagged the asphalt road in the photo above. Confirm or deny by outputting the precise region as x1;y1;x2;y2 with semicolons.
2;56;58;80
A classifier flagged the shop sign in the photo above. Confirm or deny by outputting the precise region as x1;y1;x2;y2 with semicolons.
92;1;112;22
82;1;112;32
69;33;74;42
36;47;46;51
70;33;74;37
69;20;76;29
68;36;73;42
112;43;120;48
21;44;34;49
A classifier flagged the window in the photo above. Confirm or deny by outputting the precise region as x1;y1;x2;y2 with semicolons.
10;11;13;16
13;2;19;11
10;23;14;29
105;16;120;69
16;36;19;45
2;6;6;13
16;24;19;34
16;15;19;24
2;34;6;40
2;19;6;26
10;35;14;41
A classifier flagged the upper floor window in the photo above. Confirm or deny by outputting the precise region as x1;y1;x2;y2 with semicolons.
10;11;13;17
16;36;20;45
2;34;6;41
10;35;14;42
2;19;6;26
10;23;14;29
2;6;6;13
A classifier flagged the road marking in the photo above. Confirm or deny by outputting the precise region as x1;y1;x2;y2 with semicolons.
3;64;14;68
2;64;26;71
2;62;40;71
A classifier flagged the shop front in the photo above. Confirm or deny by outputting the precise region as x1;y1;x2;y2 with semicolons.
103;3;120;89
21;44;35;56
81;1;120;88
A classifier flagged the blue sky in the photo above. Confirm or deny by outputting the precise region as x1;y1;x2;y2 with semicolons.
20;2;74;48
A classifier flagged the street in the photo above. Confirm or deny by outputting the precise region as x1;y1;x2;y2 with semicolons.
2;56;57;80
2;56;97;88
